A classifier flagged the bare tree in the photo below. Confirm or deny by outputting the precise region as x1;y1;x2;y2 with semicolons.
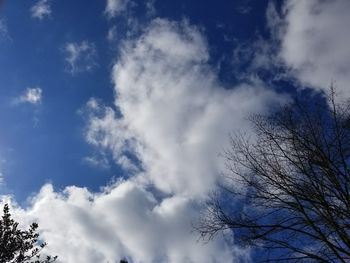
197;87;350;262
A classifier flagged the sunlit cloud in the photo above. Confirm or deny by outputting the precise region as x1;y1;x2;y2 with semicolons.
0;19;10;40
31;0;52;20
18;87;43;105
105;0;129;18
63;41;98;75
271;0;350;96
3;18;286;263
83;155;110;169
3;0;347;262
107;26;118;42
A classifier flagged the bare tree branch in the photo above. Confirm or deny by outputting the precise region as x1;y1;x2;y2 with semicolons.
196;88;350;262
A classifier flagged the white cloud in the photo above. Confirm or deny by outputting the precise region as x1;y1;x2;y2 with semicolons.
0;19;9;39
0;158;5;185
105;0;129;18
18;87;43;105
107;26;118;42
87;18;284;197
82;18;283;261
86;97;101;111
63;41;98;75
273;0;350;96
31;0;52;20
5;182;247;263
146;0;156;17
5;18;285;263
236;0;252;14
83;155;110;169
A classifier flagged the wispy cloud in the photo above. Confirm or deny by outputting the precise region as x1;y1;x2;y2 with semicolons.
63;41;98;75
31;0;52;20
83;156;110;169
18;87;43;105
107;26;118;42
0;158;5;185
105;0;129;18
0;19;10;40
236;0;252;14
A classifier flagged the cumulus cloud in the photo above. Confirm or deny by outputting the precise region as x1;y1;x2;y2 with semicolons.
105;0;129;18
18;87;43;105
63;41;98;75
273;0;350;96
31;0;52;20
6;18;285;263
6;182;246;263
83;18;283;261
87;19;284;197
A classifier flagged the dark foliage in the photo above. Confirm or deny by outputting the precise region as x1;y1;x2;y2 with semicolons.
0;204;57;263
197;87;350;262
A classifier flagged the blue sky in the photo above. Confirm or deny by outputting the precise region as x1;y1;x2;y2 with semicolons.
0;0;350;262
0;0;270;200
